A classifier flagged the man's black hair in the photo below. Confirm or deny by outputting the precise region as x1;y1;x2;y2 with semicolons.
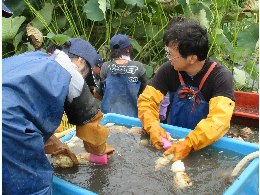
163;17;209;61
110;45;133;60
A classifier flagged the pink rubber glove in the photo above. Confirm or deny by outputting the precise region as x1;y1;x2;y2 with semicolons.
88;154;108;165
160;132;172;149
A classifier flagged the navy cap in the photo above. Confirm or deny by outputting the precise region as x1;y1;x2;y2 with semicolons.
2;1;13;18
93;54;103;68
110;34;131;52
66;38;97;68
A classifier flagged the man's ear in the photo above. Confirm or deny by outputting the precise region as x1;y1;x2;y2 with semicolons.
187;55;198;64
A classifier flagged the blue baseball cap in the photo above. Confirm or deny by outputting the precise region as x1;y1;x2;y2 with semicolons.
65;38;98;68
110;34;131;52
2;0;13;18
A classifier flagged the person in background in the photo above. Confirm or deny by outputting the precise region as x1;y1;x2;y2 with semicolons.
137;17;235;161
3;38;115;194
99;34;148;117
89;53;104;100
84;69;97;94
92;53;103;88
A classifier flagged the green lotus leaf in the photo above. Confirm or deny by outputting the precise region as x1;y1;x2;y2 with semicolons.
2;16;26;42
83;0;105;21
124;0;144;7
46;33;70;45
31;3;54;31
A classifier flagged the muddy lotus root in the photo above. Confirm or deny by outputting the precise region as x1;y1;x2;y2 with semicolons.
140;139;149;146
76;153;90;165
52;154;74;168
110;125;128;133
155;157;171;171
171;160;185;173
129;127;143;134
174;172;192;188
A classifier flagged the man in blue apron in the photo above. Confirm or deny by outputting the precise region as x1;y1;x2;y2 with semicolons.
3;38;114;194
138;17;235;161
99;34;148;117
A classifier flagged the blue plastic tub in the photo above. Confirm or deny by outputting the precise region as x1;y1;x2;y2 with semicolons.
53;113;259;195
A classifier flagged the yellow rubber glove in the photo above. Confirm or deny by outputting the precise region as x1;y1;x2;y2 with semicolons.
44;135;79;165
164;137;193;161
76;111;115;155
188;96;235;151
164;96;235;161
148;122;168;150
138;85;167;150
55;122;63;133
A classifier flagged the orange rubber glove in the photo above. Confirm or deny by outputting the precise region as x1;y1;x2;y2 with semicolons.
44;135;79;165
164;137;193;161
138;85;167;150
76;111;115;155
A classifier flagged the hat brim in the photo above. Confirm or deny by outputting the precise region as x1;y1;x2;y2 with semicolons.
2;3;13;17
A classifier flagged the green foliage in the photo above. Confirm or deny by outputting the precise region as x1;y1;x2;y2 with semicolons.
30;3;54;31
2;0;259;92
131;39;142;53
124;0;144;7
83;0;105;21
46;33;70;45
237;23;259;50
144;64;154;78
2;16;26;42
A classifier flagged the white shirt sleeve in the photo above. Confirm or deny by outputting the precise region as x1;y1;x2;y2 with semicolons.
54;49;84;102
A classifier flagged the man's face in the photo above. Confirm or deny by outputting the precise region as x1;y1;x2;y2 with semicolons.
92;65;101;75
166;44;190;72
72;57;90;79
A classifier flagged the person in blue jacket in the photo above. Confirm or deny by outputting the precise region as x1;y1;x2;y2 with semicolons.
99;34;148;117
2;38;115;194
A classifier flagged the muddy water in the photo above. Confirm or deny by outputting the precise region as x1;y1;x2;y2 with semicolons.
54;125;245;195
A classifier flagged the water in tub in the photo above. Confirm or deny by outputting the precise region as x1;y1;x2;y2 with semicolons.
52;124;248;195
